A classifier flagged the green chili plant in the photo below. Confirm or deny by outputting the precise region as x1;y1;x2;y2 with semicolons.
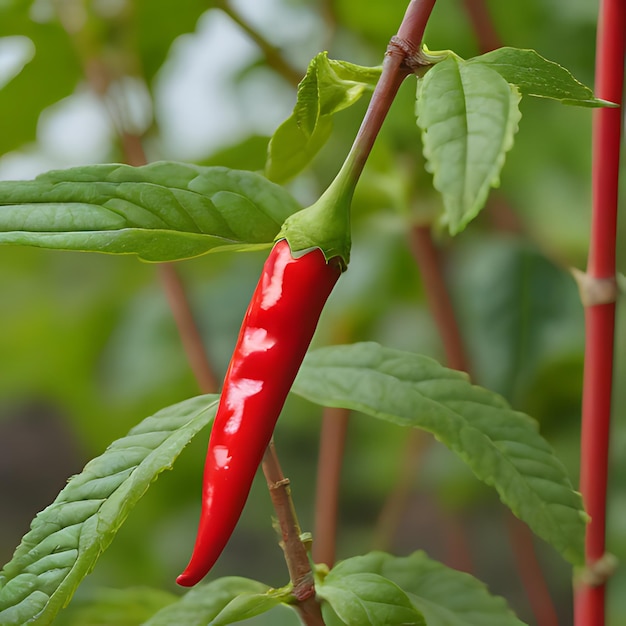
0;0;621;624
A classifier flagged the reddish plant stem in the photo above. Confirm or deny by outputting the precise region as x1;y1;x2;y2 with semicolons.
61;23;222;397
312;406;350;567
262;442;324;625
112;130;221;395
373;428;429;551
408;225;470;373
409;224;561;621
396;0;438;47
343;0;437;181
575;0;625;623
459;2;565;619
440;509;474;574
506;513;559;626
157;264;220;394
405;225;475;571
461;0;502;52
216;0;302;87
373;224;474;560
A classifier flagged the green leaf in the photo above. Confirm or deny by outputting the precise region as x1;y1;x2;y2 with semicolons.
143;577;271;626
0;395;218;626
293;342;587;565
318;572;425;626
327;552;526;626
451;238;584;404
199;135;271;171
211;585;295;626
0;5;81;154
54;587;178;626
416;55;521;234
135;0;213;84
267;52;381;182
468;47;611;107
0;162;301;261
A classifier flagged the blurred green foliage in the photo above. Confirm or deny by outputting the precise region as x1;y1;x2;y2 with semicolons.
0;0;624;624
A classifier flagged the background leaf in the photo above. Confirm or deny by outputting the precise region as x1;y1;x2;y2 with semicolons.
0;162;301;261
53;587;178;626
416;56;521;234
0;394;217;626
266;52;380;182
135;0;213;85
468;47;609;107
450;237;584;406
327;552;526;626
293;342;587;565
0;4;81;154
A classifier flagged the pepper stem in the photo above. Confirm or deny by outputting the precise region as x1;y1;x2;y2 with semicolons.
278;1;437;267
261;441;324;624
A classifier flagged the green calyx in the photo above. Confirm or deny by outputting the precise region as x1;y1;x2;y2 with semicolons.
276;162;354;270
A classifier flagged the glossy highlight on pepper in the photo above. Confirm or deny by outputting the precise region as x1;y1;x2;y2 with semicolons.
177;239;342;587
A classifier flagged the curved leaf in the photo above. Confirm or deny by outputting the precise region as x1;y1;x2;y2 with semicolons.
211;585;295;626
416;56;521;234
0;394;218;625
318;572;425;626
267;52;381;182
0;162;301;261
293;342;587;565
143;577;271;626
468;47;611;107
328;552;526;626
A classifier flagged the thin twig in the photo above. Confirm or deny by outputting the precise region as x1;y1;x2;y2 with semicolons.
157;264;220;393
461;0;502;52
408;225;469;373
262;442;324;625
59;20;223;396
312;407;350;567
116;133;221;395
338;0;437;183
506;513;559;626
216;0;303;87
373;223;473;560
320;0;339;49
373;428;429;551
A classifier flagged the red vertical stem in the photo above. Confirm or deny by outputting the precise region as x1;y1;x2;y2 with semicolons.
312;407;350;567
575;0;626;623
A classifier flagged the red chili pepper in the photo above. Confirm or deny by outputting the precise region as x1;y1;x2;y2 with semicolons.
177;238;342;587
